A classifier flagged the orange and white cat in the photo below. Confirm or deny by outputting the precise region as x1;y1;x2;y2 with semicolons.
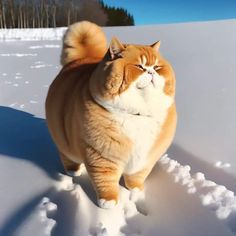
46;21;177;209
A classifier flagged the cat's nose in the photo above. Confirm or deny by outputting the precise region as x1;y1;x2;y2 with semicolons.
147;70;154;75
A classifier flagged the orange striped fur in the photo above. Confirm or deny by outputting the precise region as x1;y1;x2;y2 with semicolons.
46;21;177;209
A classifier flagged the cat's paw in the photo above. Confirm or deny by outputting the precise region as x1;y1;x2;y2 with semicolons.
66;164;85;177
66;169;82;177
98;199;117;209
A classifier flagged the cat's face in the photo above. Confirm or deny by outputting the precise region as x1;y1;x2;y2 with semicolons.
90;38;175;116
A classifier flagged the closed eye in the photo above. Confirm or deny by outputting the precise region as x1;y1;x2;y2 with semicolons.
135;64;145;70
154;65;162;71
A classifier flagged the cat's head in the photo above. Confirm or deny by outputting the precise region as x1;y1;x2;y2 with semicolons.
89;38;175;116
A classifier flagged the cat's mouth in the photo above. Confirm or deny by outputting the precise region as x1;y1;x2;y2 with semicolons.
136;77;157;89
133;112;151;117
121;108;152;117
112;106;152;117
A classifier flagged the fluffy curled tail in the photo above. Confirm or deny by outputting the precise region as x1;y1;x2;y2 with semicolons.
61;21;107;66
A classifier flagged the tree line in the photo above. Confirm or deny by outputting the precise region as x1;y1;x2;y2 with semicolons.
0;0;134;28
100;1;134;26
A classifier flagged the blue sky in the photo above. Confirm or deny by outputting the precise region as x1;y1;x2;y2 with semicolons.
102;0;236;25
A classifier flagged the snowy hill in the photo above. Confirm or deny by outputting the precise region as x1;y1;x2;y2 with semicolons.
0;19;236;236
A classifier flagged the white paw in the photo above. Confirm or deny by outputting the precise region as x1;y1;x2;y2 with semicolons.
66;169;82;177
131;187;142;192
98;199;117;209
66;164;85;177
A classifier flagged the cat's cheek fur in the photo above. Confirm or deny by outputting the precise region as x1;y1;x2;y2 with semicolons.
93;74;172;118
93;84;149;116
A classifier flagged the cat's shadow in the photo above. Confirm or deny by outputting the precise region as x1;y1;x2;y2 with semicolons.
0;106;62;178
0;106;83;236
0;106;98;202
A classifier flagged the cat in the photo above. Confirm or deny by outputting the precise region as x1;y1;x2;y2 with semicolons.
45;21;177;209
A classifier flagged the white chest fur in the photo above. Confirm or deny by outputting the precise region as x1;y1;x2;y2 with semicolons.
116;113;162;174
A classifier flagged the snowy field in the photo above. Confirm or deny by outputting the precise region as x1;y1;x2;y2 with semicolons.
0;19;236;236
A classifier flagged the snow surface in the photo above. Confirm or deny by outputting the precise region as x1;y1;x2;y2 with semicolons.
0;28;66;41
1;19;236;236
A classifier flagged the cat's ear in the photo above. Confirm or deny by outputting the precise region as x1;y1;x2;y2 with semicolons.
151;41;161;52
109;37;124;59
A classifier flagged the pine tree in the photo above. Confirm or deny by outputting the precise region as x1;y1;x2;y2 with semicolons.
99;0;135;26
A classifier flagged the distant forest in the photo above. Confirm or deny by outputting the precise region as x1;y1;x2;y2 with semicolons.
0;0;135;28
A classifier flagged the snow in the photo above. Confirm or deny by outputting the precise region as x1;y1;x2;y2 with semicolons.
160;156;236;226
0;28;66;41
1;19;236;236
215;161;231;169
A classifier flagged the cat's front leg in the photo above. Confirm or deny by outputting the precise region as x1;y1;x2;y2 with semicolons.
60;152;83;176
85;146;123;209
124;167;152;191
